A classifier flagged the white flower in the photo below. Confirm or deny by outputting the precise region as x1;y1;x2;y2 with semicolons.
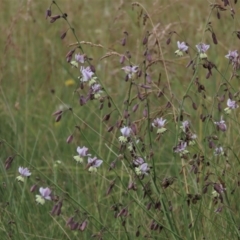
35;187;52;205
80;66;94;82
152;118;167;133
122;65;139;79
214;147;224;156
225;99;238;114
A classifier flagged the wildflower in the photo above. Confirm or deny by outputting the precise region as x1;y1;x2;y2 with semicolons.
214;118;227;132
174;141;188;156
75;53;85;63
73;146;89;163
65;79;75;86
91;83;102;99
225;50;238;62
35;187;51;205
87;157;103;172
196;43;210;59
214;146;224;156
175;41;188;56
189;133;197;146
180;120;190;133
16;167;31;182
119;126;132;143
224;99;238;114
152;117;167;134
133;157;145;166
122;65;139;79
80;66;94;82
135;163;150;176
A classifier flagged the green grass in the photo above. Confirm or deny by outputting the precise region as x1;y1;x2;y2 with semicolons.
1;0;240;239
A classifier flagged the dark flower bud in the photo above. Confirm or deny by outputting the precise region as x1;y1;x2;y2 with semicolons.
102;113;111;121
66;135;73;144
212;32;218;44
52;110;63;116
55;114;62;122
60;31;67;40
121;37;126;46
119;55;126;64
50;15;61;23
166;38;171;45
106;181;115;195
132;104;139;112
45;9;52;19
107;126;114;132
30;184;38;192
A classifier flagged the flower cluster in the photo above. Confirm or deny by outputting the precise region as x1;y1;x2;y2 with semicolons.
73;146;103;172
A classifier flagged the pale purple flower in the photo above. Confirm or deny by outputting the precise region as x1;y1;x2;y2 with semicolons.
174;141;188;154
196;43;210;53
227;99;238;109
39;187;52;200
75;53;85;63
152;117;166;128
120;126;132;137
91;84;102;98
225;50;238;62
214;118;227;132
16;167;31;182
80;66;94;82
74;146;89;163
77;146;89;157
122;65;139;79
177;41;188;52
87;157;103;172
214;147;224;156
133;157;145;166
181;120;190;132
18;167;31;177
135;162;150;176
36;187;52;205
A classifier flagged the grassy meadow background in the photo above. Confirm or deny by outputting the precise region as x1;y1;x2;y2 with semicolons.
1;0;240;239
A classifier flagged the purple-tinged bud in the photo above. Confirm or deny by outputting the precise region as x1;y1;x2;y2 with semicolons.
131;123;138;135
99;103;104;110
143;36;148;45
166;38;171;45
108;160;116;171
212;32;218;44
66;217;74;226
126;51;131;59
66;134;73;144
192;102;197;110
102;113;111;121
50;204;58;215
108;100;111;108
79;220;88;231
79;96;87;106
132;104;139;112
121;37;126;46
66;49;75;62
30;184;38;192
5;156;14;170
146;202;152;210
217;11;221;19
106;181;115;195
140;84;151;89
70;221;79;230
107;126;114;132
119;55;126;64
56;201;63;215
124;110;129;119
143;108;148;117
52;110;63;116
50;15;61;23
186;60;193;68
117;207;127;217
45;9;52;19
90;65;96;73
138;69;142;77
60;31;67;40
55;114;62;122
